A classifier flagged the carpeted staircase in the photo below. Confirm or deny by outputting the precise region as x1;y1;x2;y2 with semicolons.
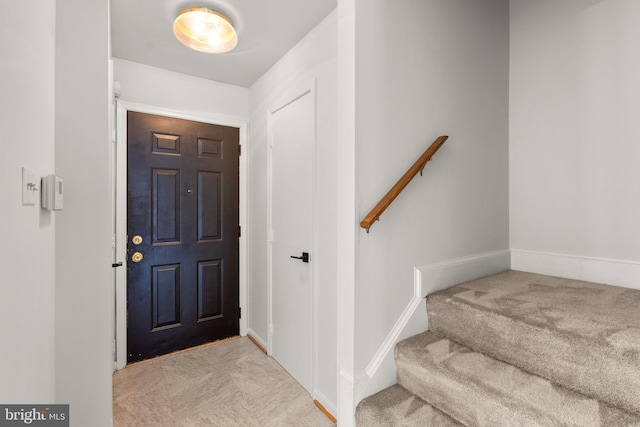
356;270;640;426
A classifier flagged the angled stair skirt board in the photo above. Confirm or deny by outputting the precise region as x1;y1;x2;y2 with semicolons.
358;250;510;401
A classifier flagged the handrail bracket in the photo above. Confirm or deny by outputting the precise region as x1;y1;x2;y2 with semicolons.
420;157;435;176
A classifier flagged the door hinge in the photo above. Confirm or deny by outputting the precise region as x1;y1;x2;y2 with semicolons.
238;225;241;238
239;307;241;318
238;144;241;156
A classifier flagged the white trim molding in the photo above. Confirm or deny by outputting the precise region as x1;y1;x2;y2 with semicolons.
365;268;423;378
511;249;640;291
420;249;512;305
338;369;356;427
358;249;511;401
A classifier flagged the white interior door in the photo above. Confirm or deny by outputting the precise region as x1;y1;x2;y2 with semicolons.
269;88;314;393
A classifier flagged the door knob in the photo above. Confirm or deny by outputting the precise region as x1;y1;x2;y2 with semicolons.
131;252;144;263
290;252;309;263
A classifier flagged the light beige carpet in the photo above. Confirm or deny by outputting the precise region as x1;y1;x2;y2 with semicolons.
356;384;462;427
357;270;640;426
396;331;640;426
427;270;640;415
113;337;335;427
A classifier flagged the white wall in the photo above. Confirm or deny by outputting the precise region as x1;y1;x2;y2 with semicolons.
113;59;249;119
353;0;510;402
55;0;113;424
247;10;338;412
0;1;56;403
510;0;640;285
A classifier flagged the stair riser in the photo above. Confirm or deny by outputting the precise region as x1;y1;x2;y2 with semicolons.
355;385;463;427
396;356;548;426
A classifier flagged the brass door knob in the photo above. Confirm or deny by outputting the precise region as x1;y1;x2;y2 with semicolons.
131;252;144;263
132;235;143;245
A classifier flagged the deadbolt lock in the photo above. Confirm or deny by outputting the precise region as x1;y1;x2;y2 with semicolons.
131;252;144;263
132;235;143;245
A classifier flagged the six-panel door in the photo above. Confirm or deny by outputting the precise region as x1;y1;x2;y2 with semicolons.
127;111;239;362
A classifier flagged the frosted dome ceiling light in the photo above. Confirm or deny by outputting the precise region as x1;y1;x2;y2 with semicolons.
173;7;238;54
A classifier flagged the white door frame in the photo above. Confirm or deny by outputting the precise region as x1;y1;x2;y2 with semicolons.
113;100;248;369
267;79;319;395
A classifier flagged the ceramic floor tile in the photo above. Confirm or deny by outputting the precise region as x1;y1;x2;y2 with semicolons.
113;388;179;427
113;358;166;404
113;337;335;426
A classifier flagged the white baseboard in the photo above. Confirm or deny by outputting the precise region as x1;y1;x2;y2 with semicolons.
358;249;511;401
511;249;640;291
420;249;511;300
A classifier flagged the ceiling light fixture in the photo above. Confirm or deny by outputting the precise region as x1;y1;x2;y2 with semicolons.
173;7;238;54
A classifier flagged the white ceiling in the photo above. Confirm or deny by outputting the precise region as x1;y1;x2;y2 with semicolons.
111;0;337;88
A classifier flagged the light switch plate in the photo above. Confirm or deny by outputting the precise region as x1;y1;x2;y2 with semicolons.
22;167;38;206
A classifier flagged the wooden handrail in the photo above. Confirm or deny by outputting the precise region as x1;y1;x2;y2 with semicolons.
360;135;449;232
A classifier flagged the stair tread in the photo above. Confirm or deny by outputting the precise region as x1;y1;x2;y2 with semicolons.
396;331;640;427
427;270;640;414
356;384;463;427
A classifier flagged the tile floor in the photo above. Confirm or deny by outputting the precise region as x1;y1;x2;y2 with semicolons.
113;336;336;426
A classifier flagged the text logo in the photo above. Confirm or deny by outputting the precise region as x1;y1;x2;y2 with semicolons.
0;405;68;427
